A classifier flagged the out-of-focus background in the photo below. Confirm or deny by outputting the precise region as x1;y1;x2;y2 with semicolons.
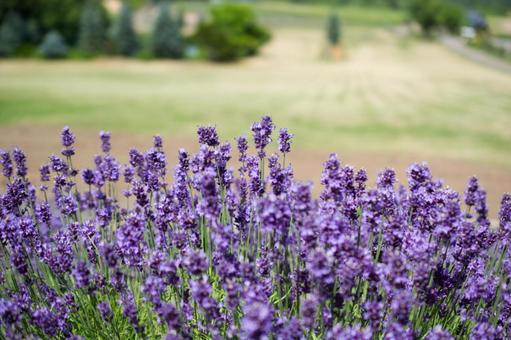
0;0;510;211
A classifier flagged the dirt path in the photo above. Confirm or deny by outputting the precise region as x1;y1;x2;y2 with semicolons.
440;35;511;76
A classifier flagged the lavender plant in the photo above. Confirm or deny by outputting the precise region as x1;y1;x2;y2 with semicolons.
0;117;510;339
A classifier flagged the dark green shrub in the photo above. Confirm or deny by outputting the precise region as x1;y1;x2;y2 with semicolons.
327;13;341;45
78;0;108;55
39;30;68;59
113;2;138;56
151;2;184;59
439;3;463;34
409;0;442;35
194;4;271;62
409;0;463;35
0;12;23;57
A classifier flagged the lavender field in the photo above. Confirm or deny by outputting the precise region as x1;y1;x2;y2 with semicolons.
1;0;511;338
0;118;510;338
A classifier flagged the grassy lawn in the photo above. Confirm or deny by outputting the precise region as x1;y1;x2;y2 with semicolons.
1;26;510;165
174;1;407;27
0;1;510;209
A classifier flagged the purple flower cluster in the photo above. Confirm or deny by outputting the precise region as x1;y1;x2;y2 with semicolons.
0;119;510;339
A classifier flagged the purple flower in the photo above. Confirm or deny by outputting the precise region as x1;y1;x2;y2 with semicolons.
196;167;221;220
237;135;248;158
156;303;179;329
307;248;335;285
39;164;51;182
363;300;384;330
153;135;163;148
464;176;479;207
377;168;396;189
0;299;21;326
50;154;68;173
12;147;27;177
425;325;454;340
327;324;372;340
251;115;274;158
241;301;273;340
0;150;13;178
183;249;208;275
384;322;414;340
500;193;511;234
73;261;90;289
61;126;75;157
121;293;142;333
257;193;292;240
277;317;302;339
300;294;318;328
101;243;119;268
81;168;95;185
100;131;111;153
190;277;220;322
197;126;220;147
469;322;503;340
129;148;144;167
61;126;75;147
390;290;414;325
142;275;165;305
98;301;112;322
278;128;293;154
32;308;59;337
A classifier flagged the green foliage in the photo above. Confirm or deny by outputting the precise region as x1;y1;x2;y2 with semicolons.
0;12;23;57
194;3;271;62
327;12;342;45
113;2;138;56
409;0;463;35
78;0;109;55
39;30;68;59
439;3;463;34
151;2;184;59
0;0;86;45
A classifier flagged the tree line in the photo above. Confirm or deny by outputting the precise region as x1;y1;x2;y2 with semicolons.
0;0;270;61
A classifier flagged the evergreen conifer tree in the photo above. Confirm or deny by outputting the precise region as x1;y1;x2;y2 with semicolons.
327;12;341;46
0;12;24;57
113;2;138;56
39;30;68;59
79;0;108;55
151;2;184;59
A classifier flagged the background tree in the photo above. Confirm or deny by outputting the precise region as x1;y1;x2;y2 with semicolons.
0;0;86;45
78;0;108;55
409;0;463;36
39;30;68;59
409;0;442;35
327;12;341;45
151;2;184;59
439;3;463;34
194;4;271;62
0;12;24;57
113;2;138;56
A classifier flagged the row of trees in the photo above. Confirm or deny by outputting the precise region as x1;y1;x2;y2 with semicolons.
0;0;183;59
0;1;270;61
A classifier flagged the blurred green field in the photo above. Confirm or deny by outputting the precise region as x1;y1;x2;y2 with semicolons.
175;1;407;28
0;1;510;203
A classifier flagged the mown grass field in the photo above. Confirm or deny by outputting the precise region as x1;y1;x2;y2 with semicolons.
0;1;510;210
